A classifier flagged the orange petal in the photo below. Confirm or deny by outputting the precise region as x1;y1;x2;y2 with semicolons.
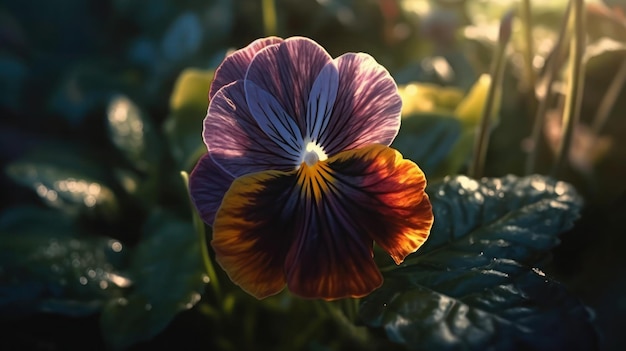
323;144;433;265
212;144;433;300
211;169;296;299
286;145;432;299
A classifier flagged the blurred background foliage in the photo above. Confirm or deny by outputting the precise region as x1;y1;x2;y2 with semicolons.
1;0;625;350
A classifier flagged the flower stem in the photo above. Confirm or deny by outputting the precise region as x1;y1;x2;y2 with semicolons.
591;58;626;135
180;171;222;301
525;1;571;175
551;0;586;177
468;10;512;179
520;0;537;97
315;299;371;349
262;0;278;36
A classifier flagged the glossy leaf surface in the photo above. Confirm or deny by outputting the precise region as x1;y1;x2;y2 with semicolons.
99;211;207;349
0;206;127;319
360;175;598;351
5;145;119;220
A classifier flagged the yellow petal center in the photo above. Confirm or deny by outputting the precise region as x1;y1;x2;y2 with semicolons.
297;161;333;202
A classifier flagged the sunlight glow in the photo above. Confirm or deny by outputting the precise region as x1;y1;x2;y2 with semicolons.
530;179;547;191
185;292;202;309
300;141;328;167
400;0;431;16
109;273;132;288
107;96;145;154
52;178;105;208
35;182;60;205
458;176;479;192
110;240;123;253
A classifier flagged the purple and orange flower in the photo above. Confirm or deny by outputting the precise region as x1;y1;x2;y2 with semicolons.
189;36;434;300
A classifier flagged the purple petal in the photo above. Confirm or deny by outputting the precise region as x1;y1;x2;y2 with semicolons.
209;37;283;100
244;37;333;135
189;153;235;225
306;62;339;142
318;53;402;155
205;81;300;176
245;80;304;161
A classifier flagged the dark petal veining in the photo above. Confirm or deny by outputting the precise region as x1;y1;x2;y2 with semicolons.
244;37;334;139
245;80;304;161
204;81;300;177
305;61;339;143
318;53;402;156
209;36;283;100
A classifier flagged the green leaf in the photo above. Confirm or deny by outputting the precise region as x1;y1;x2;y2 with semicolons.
393;114;462;178
4;149;119;220
99;211;207;350
454;74;500;128
164;68;213;170
107;94;161;173
398;83;465;116
0;205;75;235
0;207;127;319
422;175;581;254
360;175;598;351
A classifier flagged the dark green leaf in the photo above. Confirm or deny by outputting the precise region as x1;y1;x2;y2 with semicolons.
0;53;28;110
0;205;75;236
99;211;207;349
393;114;462;178
5;160;119;220
0;207;127;319
436;129;475;176
360;175;598;351
48;64;123;125
4;143;120;220
160;12;203;62
421;175;580;254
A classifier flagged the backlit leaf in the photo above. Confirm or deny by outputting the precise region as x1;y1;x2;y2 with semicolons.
107;94;161;173
454;74;500;128
164;68;213;170
398;83;464;116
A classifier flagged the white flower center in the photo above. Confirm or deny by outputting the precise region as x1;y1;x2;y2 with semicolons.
301;141;327;167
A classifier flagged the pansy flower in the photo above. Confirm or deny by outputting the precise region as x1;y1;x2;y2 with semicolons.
189;36;433;300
